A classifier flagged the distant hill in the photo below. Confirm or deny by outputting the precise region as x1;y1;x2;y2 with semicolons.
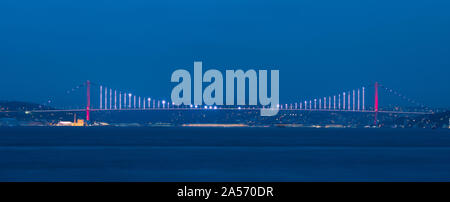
0;101;72;123
428;111;450;128
394;110;450;129
0;101;54;111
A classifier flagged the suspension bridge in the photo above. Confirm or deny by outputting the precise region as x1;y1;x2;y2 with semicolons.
22;80;433;126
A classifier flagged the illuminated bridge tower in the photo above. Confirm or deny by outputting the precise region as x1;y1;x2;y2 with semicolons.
374;82;379;126
86;80;91;123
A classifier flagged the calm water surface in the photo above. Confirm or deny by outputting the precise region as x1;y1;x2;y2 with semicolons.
0;127;449;182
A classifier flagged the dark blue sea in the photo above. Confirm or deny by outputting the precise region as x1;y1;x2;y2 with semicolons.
0;127;449;182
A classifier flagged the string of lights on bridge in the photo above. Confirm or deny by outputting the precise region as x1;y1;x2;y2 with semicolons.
56;81;429;114
35;80;433;125
97;84;371;112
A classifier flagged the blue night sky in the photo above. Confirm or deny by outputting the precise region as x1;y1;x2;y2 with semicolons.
0;0;449;108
